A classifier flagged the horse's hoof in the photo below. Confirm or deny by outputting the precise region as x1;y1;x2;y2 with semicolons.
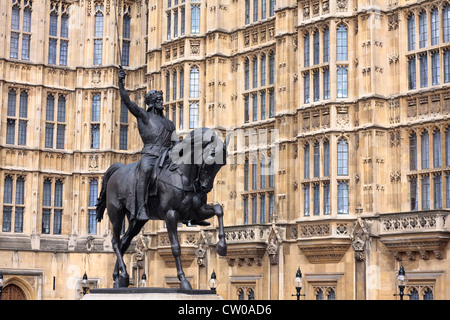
180;279;193;291
216;241;227;257
114;274;130;288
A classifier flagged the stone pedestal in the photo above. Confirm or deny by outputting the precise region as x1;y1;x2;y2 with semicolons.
82;287;223;300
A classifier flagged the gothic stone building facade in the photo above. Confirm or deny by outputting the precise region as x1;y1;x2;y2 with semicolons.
0;0;449;300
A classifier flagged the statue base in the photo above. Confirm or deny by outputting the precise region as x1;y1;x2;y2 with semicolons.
82;287;223;300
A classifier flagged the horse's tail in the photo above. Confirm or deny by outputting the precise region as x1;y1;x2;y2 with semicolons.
96;163;124;222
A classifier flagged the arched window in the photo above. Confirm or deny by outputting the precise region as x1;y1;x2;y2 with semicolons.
269;51;275;84
304;143;310;179
260;53;266;86
408;13;415;50
421;131;429;169
419;11;427;48
336;24;347;61
444;6;450;42
337;181;349;214
337;138;348;175
189;66;199;98
431;8;439;45
304;32;310;67
94;9;104;65
252;57;258;88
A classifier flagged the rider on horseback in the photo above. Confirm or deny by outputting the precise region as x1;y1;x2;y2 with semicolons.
118;69;176;221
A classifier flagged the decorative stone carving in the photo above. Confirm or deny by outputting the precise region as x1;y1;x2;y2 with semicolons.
350;218;371;261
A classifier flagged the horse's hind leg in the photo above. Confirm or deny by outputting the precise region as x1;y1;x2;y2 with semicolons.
166;209;192;290
109;208;129;288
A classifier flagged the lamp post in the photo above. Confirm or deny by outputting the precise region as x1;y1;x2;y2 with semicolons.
393;264;409;300
140;273;147;287
0;272;4;300
209;270;217;293
81;272;89;297
292;267;305;300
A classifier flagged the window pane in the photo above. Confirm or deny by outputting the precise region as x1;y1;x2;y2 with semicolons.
22;34;30;60
304;185;310;216
191;5;200;34
18;120;27;145
337;66;348;98
419;11;427;49
19;91;28;118
337;182;349;214
43;179;52;207
422;175;430;210
433;130;441;167
50;12;58;37
16;177;25;205
54;180;63;207
61;14;69;38
421;131;429;169
3;176;13;204
189;66;199;97
408;14;415;50
189;101;199;128
57;97;66;122
46;95;55;121
60;40;68;66
10;32;19;59
91;124;100;149
95;12;103;37
434;175;442;209
92;94;101;121
410;177;418;211
45;123;54;148
420;54;428;88
23;8;31;32
337;24;348;61
14;207;23;233
3;206;12;232
11;6;20;30
56;124;65;149
337;139;348;175
304;33;310;67
94;39;103;65
42;209;51;234
7;90;17;117
48;38;57;64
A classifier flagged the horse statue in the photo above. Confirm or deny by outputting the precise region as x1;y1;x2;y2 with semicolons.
96;128;229;290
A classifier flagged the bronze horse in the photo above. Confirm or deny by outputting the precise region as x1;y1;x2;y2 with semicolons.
96;128;228;289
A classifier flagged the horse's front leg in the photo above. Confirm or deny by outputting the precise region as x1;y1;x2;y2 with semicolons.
166;209;193;290
197;204;227;256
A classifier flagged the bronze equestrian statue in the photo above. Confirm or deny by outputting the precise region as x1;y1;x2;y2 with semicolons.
96;70;228;289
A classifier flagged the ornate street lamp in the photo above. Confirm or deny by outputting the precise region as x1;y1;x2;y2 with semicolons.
140;273;147;287
292;267;305;300
209;270;217;293
393;264;409;300
81;272;89;296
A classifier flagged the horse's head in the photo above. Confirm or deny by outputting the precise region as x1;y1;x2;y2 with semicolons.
197;130;230;193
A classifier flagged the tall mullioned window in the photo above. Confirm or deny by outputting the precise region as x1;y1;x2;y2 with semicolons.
10;0;32;60
94;5;104;65
2;175;25;233
6;89;28;146
191;5;200;34
45;94;66;149
42;178;63;235
48;4;69;66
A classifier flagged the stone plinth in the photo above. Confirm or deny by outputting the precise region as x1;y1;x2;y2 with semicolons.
82;287;223;300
